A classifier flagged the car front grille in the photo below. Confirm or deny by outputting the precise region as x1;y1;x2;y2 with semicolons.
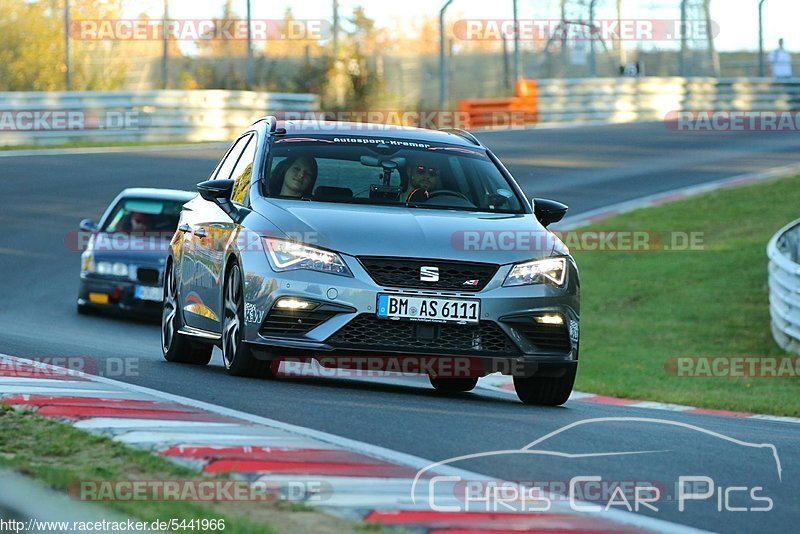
507;320;572;353
357;257;498;292
327;314;519;355
137;268;160;285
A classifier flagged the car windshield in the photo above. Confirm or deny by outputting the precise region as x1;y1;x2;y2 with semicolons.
262;135;524;213
102;198;185;233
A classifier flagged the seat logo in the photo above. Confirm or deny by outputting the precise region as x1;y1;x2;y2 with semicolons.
420;266;439;282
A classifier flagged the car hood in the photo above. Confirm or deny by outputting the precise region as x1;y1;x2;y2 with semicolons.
258;200;561;264
88;232;171;266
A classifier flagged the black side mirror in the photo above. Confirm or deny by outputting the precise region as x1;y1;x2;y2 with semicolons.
79;219;97;232
197;179;238;221
532;198;568;228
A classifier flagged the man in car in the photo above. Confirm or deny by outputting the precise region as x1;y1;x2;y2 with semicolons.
402;159;441;202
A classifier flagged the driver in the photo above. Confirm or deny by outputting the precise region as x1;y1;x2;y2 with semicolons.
129;212;152;232
402;159;441;202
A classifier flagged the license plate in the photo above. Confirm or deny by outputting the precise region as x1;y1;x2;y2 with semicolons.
377;294;480;324
89;292;109;304
135;285;163;302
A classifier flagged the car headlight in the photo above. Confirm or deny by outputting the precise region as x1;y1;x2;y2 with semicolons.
81;251;95;274
503;257;567;287
263;238;352;277
95;261;129;277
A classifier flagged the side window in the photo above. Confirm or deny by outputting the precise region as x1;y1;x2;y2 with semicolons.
214;135;250;181
230;134;257;205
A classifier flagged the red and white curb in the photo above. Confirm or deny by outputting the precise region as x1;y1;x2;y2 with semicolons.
0;354;704;533
479;375;800;425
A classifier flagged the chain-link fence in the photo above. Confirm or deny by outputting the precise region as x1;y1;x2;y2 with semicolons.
3;0;795;110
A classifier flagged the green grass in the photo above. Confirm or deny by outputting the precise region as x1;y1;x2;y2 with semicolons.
573;174;800;416
0;406;360;534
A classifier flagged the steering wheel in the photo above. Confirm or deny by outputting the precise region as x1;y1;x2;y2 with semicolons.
426;190;472;203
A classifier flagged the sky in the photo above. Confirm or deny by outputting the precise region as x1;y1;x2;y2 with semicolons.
124;0;798;53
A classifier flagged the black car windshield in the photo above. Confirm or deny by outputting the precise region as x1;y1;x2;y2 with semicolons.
262;135;524;213
102;198;185;233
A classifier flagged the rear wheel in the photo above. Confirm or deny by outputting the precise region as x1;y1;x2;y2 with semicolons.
429;376;479;393
513;365;577;406
161;261;212;365
222;262;274;378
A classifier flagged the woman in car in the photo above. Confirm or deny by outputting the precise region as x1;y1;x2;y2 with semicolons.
271;156;318;197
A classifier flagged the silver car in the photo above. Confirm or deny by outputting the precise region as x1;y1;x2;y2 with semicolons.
162;118;580;405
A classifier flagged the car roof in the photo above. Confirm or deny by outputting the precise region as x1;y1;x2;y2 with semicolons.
118;188;195;201
274;120;483;149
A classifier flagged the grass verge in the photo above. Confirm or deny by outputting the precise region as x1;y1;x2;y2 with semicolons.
573;174;800;416
0;405;361;534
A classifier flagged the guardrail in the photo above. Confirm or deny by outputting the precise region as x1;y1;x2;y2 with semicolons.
458;77;800;127
768;218;800;355
537;77;800;124
0;90;319;146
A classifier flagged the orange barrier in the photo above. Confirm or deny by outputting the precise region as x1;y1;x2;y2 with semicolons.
457;79;539;129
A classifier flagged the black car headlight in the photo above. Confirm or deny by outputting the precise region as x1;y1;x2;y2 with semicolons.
263;238;352;277
503;257;567;287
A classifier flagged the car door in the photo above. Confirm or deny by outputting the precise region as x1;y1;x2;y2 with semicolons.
192;133;256;332
182;134;250;330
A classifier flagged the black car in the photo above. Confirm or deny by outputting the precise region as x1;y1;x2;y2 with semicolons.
77;188;195;317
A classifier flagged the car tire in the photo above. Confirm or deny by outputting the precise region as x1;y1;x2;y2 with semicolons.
513;365;577;406
222;262;274;379
76;302;94;315
429;376;479;393
161;261;212;365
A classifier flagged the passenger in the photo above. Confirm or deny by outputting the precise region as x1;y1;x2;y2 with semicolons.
272;156;318;198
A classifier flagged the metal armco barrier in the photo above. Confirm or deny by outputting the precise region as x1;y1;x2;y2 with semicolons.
0;90;320;146
460;77;800;127
768;218;800;355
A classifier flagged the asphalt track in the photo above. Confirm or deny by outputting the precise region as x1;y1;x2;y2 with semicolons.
2;121;800;532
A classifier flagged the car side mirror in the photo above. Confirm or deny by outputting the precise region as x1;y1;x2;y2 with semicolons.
197;179;239;221
532;198;568;227
79;219;98;232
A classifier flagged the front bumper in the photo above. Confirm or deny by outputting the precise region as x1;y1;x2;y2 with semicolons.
78;275;163;317
240;252;580;376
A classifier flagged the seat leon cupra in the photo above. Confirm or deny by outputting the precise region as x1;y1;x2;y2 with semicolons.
162;118;580;405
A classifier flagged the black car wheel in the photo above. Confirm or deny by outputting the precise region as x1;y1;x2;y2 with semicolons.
222;262;273;378
162;261;212;365
513;365;577;406
429;376;479;393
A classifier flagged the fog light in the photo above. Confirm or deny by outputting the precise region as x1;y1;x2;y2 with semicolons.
534;314;564;325
275;298;313;310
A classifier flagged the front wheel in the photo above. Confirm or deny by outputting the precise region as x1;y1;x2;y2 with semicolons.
162;261;212;365
513;365;577;406
221;262;274;378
